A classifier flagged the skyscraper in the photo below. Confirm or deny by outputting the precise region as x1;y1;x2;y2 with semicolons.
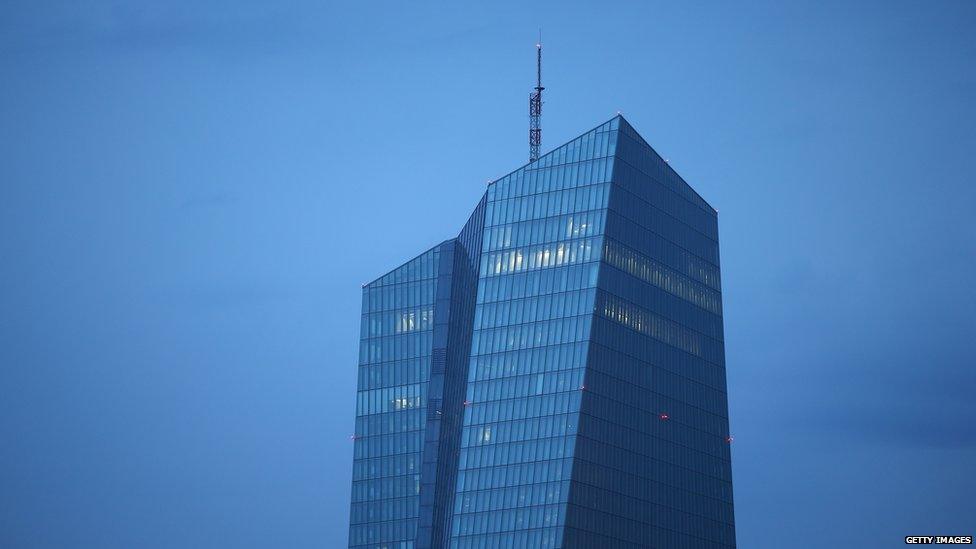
349;116;735;549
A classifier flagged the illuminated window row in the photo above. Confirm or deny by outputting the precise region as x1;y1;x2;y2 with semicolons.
465;369;584;404
455;456;574;492
597;292;723;360
482;209;605;253
603;239;722;314
474;288;596;330
359;331;433;365
486;182;610;228
676;242;721;291
481;236;600;278
606;213;721;291
350;473;421;503
356;382;426;416
451;503;565;538
478;263;600;304
454;480;570;515
361;306;434;338
469;342;589;382
470;314;592;356
465;390;582;426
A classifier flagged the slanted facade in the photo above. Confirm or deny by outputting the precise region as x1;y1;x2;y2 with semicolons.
349;116;735;549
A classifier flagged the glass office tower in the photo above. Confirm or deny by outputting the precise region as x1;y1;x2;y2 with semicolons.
349;116;735;549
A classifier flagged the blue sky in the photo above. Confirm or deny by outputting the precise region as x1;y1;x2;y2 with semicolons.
1;1;974;547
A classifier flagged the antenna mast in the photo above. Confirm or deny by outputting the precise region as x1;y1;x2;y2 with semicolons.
529;34;544;162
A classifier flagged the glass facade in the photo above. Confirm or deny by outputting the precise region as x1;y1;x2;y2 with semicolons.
351;246;441;549
349;116;735;548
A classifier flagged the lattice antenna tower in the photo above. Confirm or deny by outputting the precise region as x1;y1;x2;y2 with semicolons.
529;33;544;162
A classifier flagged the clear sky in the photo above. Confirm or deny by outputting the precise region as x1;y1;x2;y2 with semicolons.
1;1;974;548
